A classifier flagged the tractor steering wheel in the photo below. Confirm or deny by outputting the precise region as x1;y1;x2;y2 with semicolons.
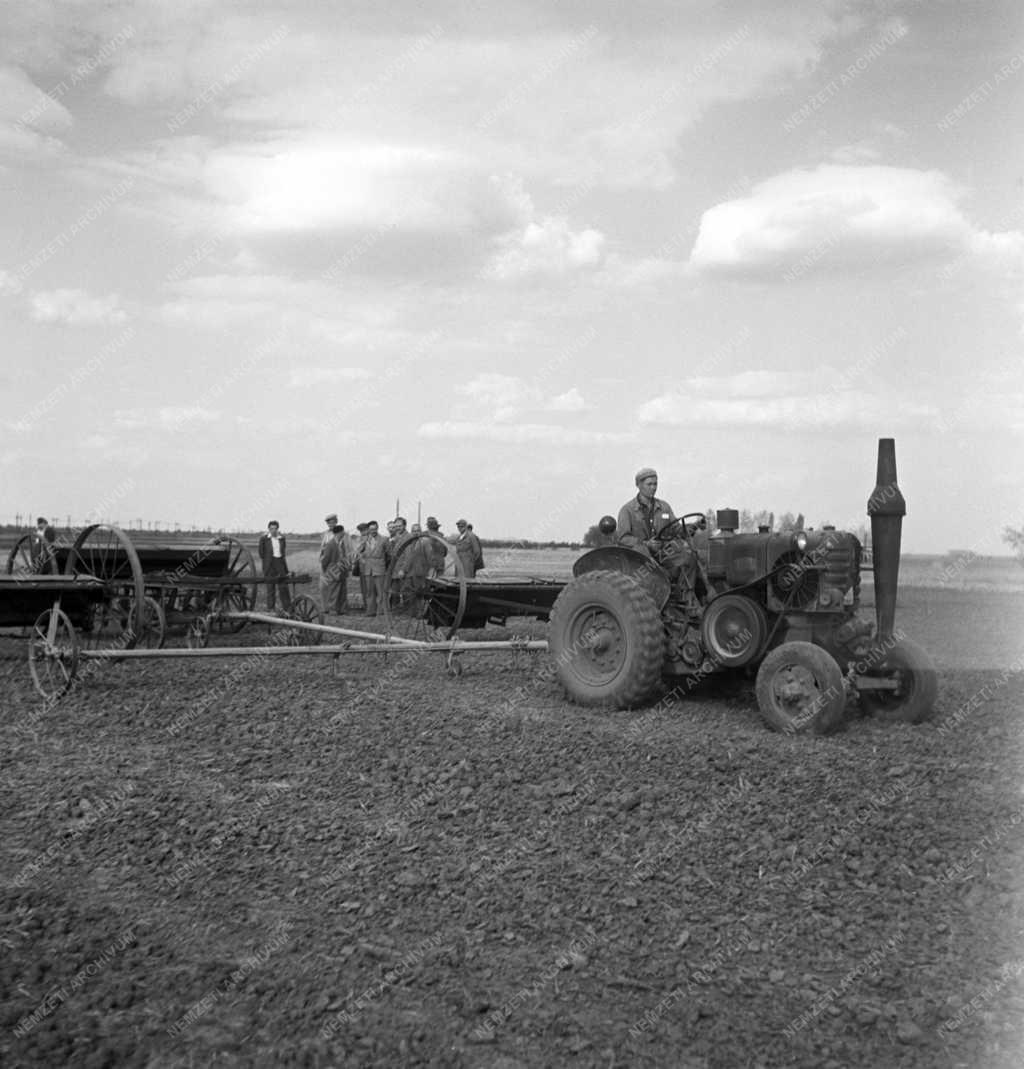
655;513;707;541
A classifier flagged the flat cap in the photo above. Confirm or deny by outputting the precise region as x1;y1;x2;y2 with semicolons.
325;513;338;523
635;467;658;485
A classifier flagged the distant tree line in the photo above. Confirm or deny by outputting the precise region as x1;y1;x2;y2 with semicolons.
1004;522;1024;564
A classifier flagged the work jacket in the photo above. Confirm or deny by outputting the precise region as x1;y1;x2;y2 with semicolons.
616;496;677;551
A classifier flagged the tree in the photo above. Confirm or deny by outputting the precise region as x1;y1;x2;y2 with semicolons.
582;524;616;548
777;512;798;533
1004;523;1024;565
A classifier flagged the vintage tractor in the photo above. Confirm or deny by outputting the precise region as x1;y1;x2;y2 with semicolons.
548;439;937;733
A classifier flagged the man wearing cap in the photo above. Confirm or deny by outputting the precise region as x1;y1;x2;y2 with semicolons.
617;469;701;604
616;468;680;553
453;519;482;578
321;513;339;549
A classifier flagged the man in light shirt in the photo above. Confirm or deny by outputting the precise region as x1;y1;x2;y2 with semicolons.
257;520;292;613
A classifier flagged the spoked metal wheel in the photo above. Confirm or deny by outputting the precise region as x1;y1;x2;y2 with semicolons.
384;532;466;643
186;615;211;649
208;535;258;634
65;525;145;651
136;595;166;649
283;594;324;646
6;534;59;576
28;606;80;700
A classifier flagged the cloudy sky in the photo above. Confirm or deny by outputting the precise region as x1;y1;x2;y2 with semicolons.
1;0;1021;553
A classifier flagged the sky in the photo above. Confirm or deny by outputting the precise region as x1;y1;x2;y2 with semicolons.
1;0;1022;553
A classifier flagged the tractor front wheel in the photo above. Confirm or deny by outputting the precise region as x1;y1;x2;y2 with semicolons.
755;641;847;735
856;637;937;724
549;569;664;708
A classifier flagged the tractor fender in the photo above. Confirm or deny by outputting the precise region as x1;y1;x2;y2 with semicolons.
573;546;672;610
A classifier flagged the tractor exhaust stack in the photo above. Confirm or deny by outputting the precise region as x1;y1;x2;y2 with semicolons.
867;437;905;642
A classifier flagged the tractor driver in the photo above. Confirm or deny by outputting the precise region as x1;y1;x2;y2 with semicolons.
616;467;678;553
617;467;701;606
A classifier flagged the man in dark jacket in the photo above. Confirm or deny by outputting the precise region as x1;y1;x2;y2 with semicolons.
30;517;57;573
257;520;292;612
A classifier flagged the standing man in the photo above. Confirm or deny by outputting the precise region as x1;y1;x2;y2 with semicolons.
257;520;292;613
425;516;447;577
453;519;482;578
320;524;352;615
387;516;410;567
30;516;57;573
356;520;388;616
353;522;369;610
322;513;339;549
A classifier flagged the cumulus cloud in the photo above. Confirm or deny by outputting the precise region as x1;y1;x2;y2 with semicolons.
638;367;940;431
480;173;605;280
418;421;635;445
0;64;73;130
688;165;1023;279
205;139;499;234
454;373;594;421
455;373;530;421
115;406;220;430
546;388;589;412
288;366;372;387
0;65;71;159
30;289;128;325
0;269;23;296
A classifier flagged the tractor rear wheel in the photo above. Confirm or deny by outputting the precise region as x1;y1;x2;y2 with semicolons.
755;641;847;735
549;570;664;708
857;637;937;724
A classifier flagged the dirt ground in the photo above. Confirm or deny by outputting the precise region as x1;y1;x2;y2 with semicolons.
1;575;1022;1068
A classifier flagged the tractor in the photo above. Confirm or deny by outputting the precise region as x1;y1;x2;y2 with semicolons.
548;439;937;733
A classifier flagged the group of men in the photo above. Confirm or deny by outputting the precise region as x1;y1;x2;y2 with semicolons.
257;512;485;617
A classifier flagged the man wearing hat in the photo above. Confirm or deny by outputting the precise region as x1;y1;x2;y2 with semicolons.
425;516;447;576
453;518;482;578
322;513;339;549
616;468;678;553
320;522;352;614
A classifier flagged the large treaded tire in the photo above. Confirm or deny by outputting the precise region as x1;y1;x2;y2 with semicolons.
857;637;938;724
755;641;847;735
549;569;664;709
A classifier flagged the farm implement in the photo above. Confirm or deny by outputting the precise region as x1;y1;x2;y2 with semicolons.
4;439;937;733
2;524;551;702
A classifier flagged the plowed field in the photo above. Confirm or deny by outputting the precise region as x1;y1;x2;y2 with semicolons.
1;575;1022;1068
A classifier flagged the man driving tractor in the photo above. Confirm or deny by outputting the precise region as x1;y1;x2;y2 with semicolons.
616;467;705;609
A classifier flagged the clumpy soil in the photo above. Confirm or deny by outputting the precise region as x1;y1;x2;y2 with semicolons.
1;586;1022;1068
